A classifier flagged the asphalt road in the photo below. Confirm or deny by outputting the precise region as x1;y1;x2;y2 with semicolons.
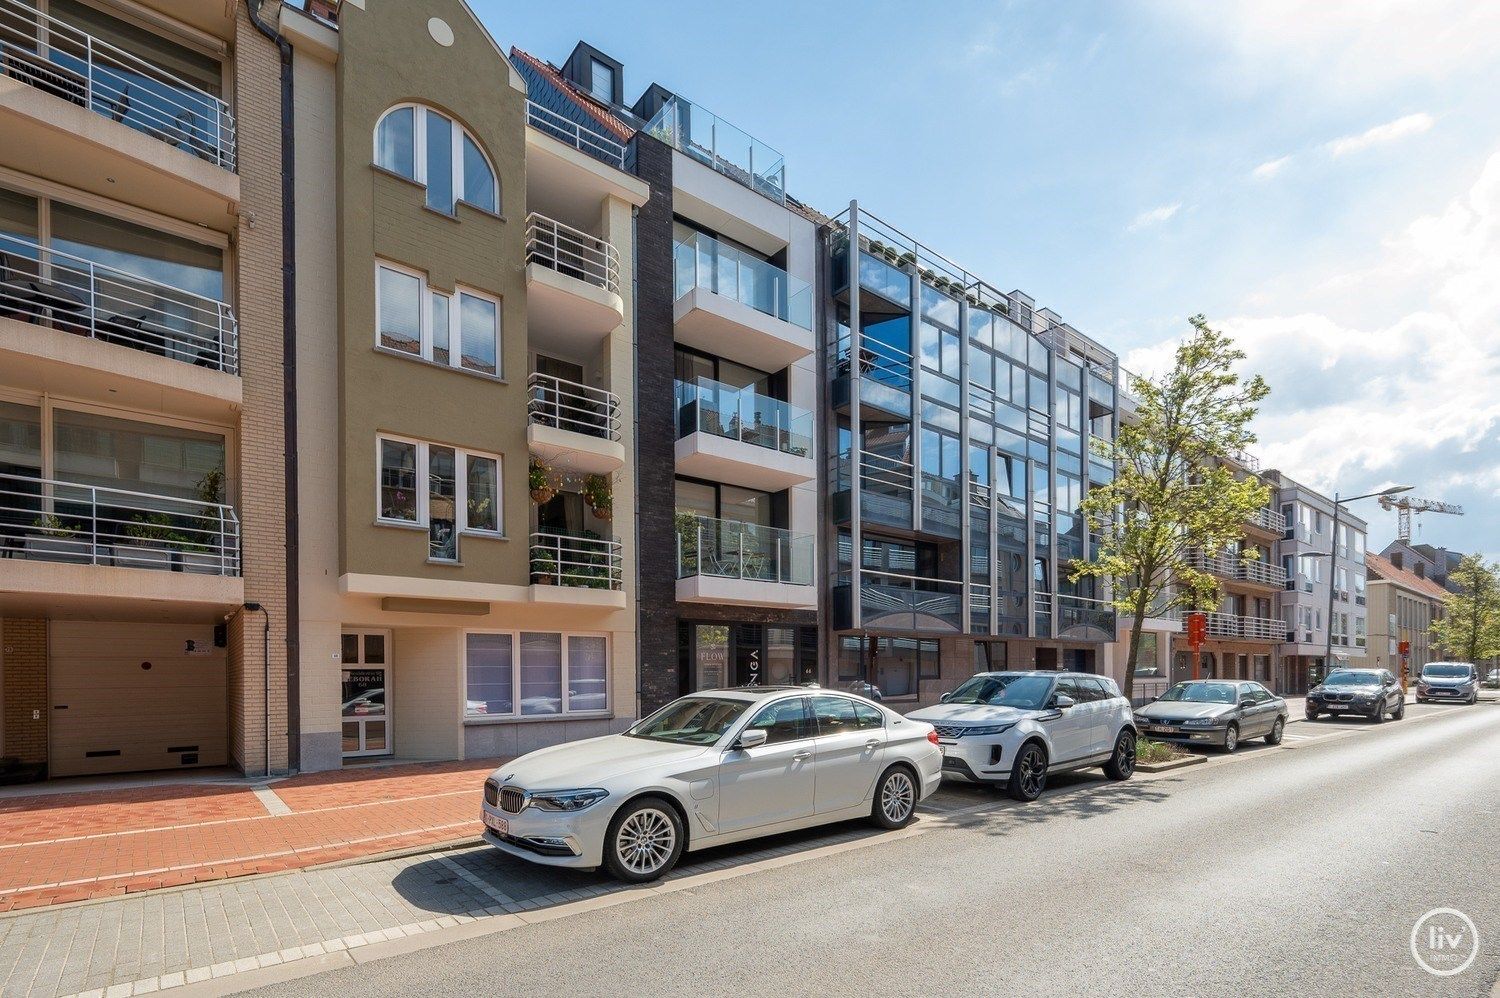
255;702;1500;998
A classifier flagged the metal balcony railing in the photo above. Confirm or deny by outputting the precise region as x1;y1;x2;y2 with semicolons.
1204;611;1282;642
1247;506;1287;534
676;514;813;586
1056;594;1118;636
675;377;811;458
674;231;812;330
525;212;621;298
1187;550;1289;588
528;531;622;590
0;0;235;169
0;471;240;575
644;94;785;203
525;100;626;169
0;233;238;373
860;569;964;632
527;372;620;442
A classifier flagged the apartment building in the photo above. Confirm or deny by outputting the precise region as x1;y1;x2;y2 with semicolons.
1269;471;1369;693
0;0;288;778
1380;540;1464;593
826;207;1121;707
285;5;647;771
1364;552;1448;678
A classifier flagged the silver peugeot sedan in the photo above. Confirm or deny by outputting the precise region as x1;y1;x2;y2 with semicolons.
1132;680;1288;753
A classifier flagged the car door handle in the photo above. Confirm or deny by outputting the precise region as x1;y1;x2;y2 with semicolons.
792;751;812;762
864;739;881;749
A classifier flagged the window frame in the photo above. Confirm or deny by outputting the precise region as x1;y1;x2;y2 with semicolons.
373;103;500;216
374;433;503;541
374;260;501;378
462;629;612;721
744;696;814;744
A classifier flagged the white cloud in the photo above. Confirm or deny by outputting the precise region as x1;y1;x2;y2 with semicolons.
1127;150;1500;556
1127;202;1182;232
1251;155;1292;180
1324;112;1434;157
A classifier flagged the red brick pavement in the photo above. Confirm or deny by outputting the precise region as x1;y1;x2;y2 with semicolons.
0;759;505;913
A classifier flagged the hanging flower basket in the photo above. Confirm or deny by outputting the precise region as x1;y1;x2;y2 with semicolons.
582;473;613;521
529;458;556;505
531;486;555;504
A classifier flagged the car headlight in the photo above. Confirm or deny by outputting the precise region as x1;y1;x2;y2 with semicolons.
963;722;1017;737
528;788;609;812
1182;717;1222;727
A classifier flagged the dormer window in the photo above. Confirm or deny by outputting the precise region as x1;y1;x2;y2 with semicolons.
590;58;614;103
374;104;498;216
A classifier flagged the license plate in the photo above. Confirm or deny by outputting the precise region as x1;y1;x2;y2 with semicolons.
483;812;508;836
1151;725;1175;734
1325;704;1346;711
938;743;951;757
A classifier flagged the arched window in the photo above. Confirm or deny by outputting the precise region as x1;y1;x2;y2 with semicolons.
374;104;498;216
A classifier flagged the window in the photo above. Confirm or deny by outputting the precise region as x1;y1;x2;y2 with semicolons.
375;104;498;215
376;262;500;375
810;695;859;736
853;702;885;729
1354;616;1367;648
377;436;502;550
590;58;615;102
464;631;610;718
746;698;811;744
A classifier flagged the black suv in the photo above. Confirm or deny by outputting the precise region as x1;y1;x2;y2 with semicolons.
1306;668;1405;723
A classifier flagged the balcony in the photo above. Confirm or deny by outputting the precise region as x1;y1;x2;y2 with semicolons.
526;373;624;474
1;232;238;374
1244;506;1286;539
830;330;913;423
672;232;813;370
644;94;785;204
1203;612;1282;642
528;531;625;609
674;377;813;491
839;569;963;634
525;100;625;170
1187;550;1288;590
1055;595;1117;642
524;213;624;354
0;471;242;606
675;514;814;609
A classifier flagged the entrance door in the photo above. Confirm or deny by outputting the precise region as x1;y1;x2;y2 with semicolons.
341;630;391;758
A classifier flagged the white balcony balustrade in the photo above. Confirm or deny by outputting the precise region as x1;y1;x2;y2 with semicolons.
528;531;622;591
525;100;626;170
524;212;621;298
526;373;625;475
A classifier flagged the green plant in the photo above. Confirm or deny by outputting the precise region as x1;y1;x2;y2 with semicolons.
30;514;75;538
582;474;612;518
528;459;552;492
529;547;558;583
124;512;178;544
1136;737;1187;765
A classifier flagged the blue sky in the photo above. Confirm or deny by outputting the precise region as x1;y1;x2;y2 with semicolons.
473;0;1500;558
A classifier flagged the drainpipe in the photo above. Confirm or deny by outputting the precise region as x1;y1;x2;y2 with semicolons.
631;201;642;722
246;0;300;772
244;602;270;776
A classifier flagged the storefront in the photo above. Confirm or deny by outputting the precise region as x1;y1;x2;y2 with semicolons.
680;621;817;692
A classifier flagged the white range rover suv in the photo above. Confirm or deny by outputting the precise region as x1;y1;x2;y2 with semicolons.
907;671;1137;801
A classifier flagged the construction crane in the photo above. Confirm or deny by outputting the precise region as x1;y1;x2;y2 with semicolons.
1378;494;1464;542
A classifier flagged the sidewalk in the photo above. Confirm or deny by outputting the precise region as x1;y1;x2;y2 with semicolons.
0;759;503;914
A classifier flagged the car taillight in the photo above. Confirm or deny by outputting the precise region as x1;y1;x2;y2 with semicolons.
927;729;940;745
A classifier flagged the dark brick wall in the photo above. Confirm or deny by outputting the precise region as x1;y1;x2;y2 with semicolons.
634;135;681;713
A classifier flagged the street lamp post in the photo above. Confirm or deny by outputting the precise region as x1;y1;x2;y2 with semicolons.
1321;486;1413;683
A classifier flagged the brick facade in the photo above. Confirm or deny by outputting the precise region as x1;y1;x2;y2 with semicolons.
0;619;47;766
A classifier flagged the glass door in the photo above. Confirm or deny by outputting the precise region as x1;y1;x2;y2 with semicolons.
341;629;391;758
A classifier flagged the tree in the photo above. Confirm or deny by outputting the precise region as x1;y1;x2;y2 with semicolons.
1072;315;1271;704
1431;554;1500;665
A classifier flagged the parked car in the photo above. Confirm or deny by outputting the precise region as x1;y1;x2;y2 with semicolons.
1487;668;1499;688
480;687;941;882
1133;680;1288;753
1305;668;1405;722
1416;662;1479;704
907;671;1137;802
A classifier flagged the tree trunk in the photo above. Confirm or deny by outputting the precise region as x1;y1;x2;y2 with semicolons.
1122;600;1149;706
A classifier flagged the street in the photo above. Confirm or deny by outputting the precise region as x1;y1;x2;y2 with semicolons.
238;701;1500;998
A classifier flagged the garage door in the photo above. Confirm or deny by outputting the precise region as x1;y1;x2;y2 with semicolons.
49;621;227;778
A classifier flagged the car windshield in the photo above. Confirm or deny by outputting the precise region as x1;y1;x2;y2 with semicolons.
1159;682;1239;704
946;674;1054;709
626;697;748;745
1324;671;1379;686
1422;665;1470;679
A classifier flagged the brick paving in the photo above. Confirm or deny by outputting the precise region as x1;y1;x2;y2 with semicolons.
0;760;505;914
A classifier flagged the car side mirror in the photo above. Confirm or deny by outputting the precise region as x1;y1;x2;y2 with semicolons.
733;729;768;751
939;691;952;703
1240;698;1256;709
1052;693;1075;710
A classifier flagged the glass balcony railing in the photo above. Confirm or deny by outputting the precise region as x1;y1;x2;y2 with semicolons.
859;569;964;633
0;233;238;372
675;377;811;458
644;94;785;203
0;0;235;169
1056;595;1117;638
676;513;813;586
673;231;812;331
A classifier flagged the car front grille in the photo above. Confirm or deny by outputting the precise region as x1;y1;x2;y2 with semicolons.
932;724;966;739
499;787;527;814
1321;692;1353;702
483;779;499;807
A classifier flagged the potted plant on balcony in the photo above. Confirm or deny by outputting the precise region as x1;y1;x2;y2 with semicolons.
529;546;558;585
674;511;702;577
24;513;88;564
176;467;229;575
529;459;556;505
898;250;917;270
575;528;615;589
114;512;179;571
582;474;612;521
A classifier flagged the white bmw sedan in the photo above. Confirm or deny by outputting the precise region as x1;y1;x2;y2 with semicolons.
481;686;943;882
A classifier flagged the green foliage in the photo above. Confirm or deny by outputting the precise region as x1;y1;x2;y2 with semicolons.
1072;315;1271;702
1431;554;1500;664
124;512;179;544
1136;737;1187;764
30;514;75;538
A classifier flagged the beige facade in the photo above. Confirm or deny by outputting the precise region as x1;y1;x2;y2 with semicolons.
288;1;647;772
1365;553;1447;679
0;0;287;779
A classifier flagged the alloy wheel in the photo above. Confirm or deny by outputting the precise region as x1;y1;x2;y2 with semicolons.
614;807;676;876
1116;735;1136;776
880;771;915;823
1225;726;1238;752
1020;748;1046;797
